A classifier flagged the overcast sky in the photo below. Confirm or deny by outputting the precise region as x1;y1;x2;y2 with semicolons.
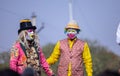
0;0;120;56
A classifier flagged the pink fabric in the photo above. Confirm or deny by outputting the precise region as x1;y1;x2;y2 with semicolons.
58;39;85;76
10;42;53;76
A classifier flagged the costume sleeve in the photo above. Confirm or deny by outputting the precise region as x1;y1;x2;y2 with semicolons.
47;41;60;65
39;48;54;76
9;44;19;72
82;42;93;76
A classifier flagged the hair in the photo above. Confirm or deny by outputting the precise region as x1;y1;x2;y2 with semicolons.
17;30;40;50
22;67;35;76
0;68;20;76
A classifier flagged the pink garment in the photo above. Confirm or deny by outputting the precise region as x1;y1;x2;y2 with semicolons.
58;39;85;76
10;42;53;76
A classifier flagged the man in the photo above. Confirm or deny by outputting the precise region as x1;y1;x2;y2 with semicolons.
116;23;120;45
47;20;93;76
10;19;54;76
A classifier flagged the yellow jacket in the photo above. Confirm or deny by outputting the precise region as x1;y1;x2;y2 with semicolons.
47;38;93;76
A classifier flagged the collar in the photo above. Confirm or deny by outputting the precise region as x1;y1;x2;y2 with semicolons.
67;37;77;41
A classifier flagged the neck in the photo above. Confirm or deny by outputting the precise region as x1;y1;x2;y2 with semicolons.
68;37;77;41
27;40;35;47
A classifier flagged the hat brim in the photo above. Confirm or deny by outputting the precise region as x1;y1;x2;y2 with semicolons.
64;28;81;34
65;27;80;31
18;26;36;34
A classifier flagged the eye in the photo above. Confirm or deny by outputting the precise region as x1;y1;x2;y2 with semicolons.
67;30;71;32
67;30;76;33
71;30;76;32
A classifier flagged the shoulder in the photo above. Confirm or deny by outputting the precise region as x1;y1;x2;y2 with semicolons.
10;42;21;57
59;38;67;42
76;39;90;47
11;41;21;51
77;38;85;43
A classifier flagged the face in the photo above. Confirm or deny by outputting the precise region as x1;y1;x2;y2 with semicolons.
66;28;77;39
26;29;35;41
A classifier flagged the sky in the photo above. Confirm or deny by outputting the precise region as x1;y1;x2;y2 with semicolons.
0;0;120;56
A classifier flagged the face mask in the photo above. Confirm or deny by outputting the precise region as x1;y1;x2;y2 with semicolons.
26;29;35;41
66;29;77;39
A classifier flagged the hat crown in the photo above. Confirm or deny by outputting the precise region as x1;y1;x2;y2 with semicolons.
18;19;36;34
65;20;80;30
20;19;32;29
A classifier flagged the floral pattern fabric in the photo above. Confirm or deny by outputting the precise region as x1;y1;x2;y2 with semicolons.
10;42;53;76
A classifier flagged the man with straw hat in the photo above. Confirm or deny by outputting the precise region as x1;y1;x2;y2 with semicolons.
47;20;93;76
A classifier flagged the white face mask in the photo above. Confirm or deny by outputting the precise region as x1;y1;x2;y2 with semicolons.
26;29;35;41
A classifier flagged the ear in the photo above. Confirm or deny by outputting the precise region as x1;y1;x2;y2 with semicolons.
64;29;67;34
77;29;80;34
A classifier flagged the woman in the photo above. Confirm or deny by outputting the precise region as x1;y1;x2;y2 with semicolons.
10;19;54;76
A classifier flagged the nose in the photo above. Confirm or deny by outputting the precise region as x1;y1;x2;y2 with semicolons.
30;34;35;39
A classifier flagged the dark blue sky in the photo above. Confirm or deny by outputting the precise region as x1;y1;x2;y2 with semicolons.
0;0;120;55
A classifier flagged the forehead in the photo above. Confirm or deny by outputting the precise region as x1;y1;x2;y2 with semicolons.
27;29;35;32
67;28;77;31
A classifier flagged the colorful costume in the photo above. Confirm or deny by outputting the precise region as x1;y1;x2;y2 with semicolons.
10;19;54;76
47;20;93;76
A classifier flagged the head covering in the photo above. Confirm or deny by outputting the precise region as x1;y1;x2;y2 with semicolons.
18;19;36;34
65;20;80;33
65;20;80;30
